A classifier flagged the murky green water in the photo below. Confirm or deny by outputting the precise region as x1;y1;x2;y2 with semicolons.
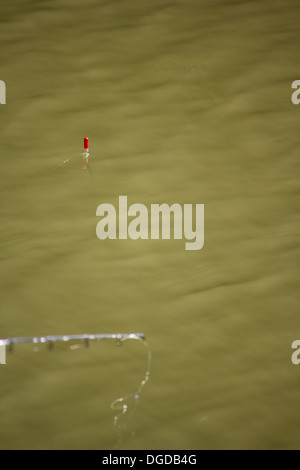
0;0;300;450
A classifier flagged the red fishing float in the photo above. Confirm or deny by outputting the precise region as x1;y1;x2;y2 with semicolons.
83;137;89;170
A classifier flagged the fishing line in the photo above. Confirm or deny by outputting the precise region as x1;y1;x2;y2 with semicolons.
110;334;152;445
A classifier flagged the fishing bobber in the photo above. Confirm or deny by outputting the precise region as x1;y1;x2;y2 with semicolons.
83;137;89;170
84;137;89;153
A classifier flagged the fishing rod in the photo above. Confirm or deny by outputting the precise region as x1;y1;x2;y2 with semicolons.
0;332;151;444
0;333;145;352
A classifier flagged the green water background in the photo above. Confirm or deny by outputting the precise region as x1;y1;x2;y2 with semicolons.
0;0;299;449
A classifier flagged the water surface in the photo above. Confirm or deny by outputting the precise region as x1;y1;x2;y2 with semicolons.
0;0;299;450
